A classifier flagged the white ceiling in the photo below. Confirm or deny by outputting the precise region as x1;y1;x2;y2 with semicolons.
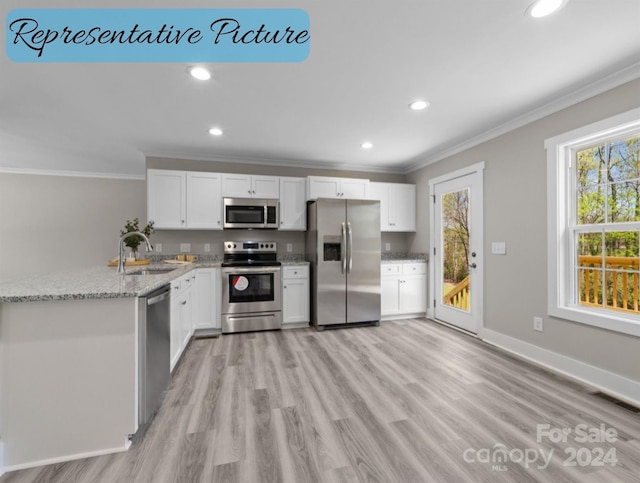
2;0;640;178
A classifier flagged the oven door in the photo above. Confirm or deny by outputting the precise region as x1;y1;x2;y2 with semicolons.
221;266;282;315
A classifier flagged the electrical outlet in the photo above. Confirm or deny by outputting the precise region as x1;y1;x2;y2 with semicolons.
385;243;391;251
533;316;544;332
180;243;191;253
492;242;507;255
286;243;293;252
155;243;162;253
204;243;211;253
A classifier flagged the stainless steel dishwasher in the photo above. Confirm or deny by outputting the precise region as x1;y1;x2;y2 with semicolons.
138;284;171;428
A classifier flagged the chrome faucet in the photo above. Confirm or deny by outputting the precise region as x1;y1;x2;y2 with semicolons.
117;231;153;273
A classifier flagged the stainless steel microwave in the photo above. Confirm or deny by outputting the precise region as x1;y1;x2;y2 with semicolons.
223;198;279;229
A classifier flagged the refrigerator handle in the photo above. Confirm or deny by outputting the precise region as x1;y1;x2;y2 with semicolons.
347;221;353;274
341;222;347;274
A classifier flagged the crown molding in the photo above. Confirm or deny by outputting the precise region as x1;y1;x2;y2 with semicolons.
405;60;640;174
0;167;144;180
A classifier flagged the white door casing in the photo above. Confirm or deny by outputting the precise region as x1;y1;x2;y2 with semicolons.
429;162;484;335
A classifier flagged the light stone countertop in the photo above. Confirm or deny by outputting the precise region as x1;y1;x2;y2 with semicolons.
0;261;221;303
280;260;310;266
381;259;428;264
381;252;428;264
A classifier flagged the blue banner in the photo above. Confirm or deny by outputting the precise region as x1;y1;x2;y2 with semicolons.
6;9;310;62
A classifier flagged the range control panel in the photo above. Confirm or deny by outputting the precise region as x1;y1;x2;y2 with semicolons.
224;241;277;254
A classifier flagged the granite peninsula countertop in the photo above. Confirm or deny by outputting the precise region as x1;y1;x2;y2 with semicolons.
0;261;221;303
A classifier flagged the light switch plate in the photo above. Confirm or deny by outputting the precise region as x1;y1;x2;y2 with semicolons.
180;243;191;253
491;242;506;255
385;243;391;251
155;243;162;253
286;243;293;252
204;243;211;252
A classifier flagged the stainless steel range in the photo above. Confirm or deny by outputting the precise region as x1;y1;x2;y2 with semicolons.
221;241;282;333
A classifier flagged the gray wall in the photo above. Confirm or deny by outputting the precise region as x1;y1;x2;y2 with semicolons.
407;77;640;381
0;174;146;282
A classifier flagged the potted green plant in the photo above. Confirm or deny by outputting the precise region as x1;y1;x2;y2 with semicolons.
120;218;155;260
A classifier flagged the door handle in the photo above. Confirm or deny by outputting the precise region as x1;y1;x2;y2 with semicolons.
341;222;347;274
347;221;353;274
469;263;477;269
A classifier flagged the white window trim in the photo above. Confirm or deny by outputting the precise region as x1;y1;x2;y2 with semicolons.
546;106;640;338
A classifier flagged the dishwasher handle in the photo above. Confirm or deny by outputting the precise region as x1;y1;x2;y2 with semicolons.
147;287;171;306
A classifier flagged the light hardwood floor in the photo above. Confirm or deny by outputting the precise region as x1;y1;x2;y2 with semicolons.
2;318;639;482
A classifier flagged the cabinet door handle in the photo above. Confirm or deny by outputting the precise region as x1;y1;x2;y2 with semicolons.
181;300;187;305
284;285;287;289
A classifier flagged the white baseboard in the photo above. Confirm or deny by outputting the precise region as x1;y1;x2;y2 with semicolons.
382;312;426;321
3;441;129;474
482;329;640;407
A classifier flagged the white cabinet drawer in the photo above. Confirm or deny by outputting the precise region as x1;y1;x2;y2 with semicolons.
382;264;401;275
283;266;309;279
402;263;426;275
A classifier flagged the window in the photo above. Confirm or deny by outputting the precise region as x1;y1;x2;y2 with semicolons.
546;107;640;337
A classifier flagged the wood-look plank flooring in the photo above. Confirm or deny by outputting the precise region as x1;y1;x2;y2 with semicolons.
2;318;639;482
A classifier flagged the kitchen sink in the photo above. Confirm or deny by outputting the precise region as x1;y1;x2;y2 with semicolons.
124;268;177;276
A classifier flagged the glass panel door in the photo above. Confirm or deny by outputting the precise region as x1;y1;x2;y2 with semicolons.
442;189;471;312
431;164;483;334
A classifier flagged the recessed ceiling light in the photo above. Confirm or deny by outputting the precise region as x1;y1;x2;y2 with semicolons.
361;141;373;149
188;66;211;80
409;100;430;111
209;127;223;136
526;0;568;18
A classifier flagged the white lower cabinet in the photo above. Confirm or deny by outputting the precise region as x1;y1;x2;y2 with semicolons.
282;265;310;327
170;272;194;372
381;262;427;319
193;268;221;332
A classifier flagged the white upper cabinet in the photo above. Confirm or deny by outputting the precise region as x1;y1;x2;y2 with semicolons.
147;169;223;230
368;182;416;232
306;176;369;200
186;172;223;229
222;174;279;199
147;169;187;229
279;177;307;231
367;182;390;230
390;183;416;232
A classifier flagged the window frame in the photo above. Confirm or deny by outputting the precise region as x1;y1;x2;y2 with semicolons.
546;107;640;338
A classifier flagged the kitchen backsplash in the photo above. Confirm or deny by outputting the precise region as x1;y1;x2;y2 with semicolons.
149;230;410;258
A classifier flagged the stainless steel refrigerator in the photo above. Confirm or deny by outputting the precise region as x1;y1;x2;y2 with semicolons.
306;198;381;329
